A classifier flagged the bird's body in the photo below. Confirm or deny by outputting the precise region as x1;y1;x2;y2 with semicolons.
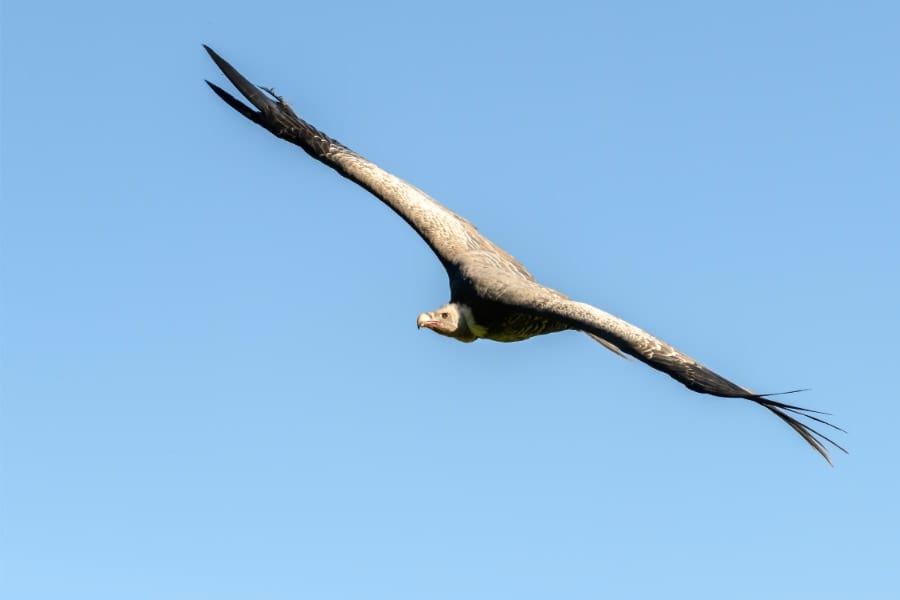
205;46;845;463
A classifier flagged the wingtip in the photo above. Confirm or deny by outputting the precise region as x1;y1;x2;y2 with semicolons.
205;79;263;123
758;398;848;465
202;44;220;62
203;45;278;117
203;44;239;80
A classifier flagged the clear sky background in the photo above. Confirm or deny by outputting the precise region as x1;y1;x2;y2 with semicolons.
2;2;899;598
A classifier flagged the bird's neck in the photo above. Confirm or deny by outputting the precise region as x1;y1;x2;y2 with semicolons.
457;303;488;340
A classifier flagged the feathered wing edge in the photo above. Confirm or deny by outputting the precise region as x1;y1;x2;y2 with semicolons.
203;45;329;155
585;333;632;360
748;392;846;465
532;296;847;464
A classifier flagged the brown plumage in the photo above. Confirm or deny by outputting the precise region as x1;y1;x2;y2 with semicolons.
204;45;846;464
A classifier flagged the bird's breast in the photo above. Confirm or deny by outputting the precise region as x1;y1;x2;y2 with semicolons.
471;308;568;343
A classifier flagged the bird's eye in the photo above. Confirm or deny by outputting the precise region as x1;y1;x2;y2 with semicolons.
441;312;449;319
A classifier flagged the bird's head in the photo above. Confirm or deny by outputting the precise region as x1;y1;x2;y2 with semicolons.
416;303;478;343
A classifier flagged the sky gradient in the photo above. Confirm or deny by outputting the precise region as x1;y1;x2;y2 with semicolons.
2;2;899;598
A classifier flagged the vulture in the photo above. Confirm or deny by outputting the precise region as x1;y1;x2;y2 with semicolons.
204;45;845;463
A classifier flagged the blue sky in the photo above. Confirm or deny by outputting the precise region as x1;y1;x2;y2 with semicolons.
2;1;899;598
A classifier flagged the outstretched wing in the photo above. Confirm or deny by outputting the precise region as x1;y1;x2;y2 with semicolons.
504;285;846;464
203;45;532;281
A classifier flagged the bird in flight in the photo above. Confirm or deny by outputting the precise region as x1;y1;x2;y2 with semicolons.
204;45;845;464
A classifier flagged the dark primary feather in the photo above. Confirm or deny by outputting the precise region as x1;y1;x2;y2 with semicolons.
204;45;846;464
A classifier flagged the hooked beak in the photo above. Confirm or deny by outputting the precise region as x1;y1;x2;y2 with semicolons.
417;313;436;330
